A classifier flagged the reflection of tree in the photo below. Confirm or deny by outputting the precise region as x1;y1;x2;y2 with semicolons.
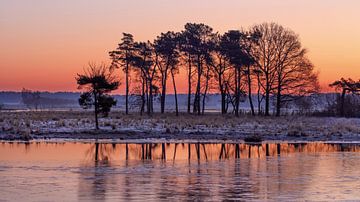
84;143;116;163
185;161;209;200
78;143;117;201
81;142;360;162
78;161;113;201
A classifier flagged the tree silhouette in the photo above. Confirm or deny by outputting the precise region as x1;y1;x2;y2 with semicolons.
132;41;158;115
249;23;278;116
76;64;119;129
242;30;261;116
329;78;360;116
210;34;230;114
109;33;135;115
220;30;252;116
271;25;319;116
170;64;180;116
106;22;320;117
249;23;319;116
154;31;180;114
180;23;216;115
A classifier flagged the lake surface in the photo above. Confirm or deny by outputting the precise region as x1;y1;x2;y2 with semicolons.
1;142;360;201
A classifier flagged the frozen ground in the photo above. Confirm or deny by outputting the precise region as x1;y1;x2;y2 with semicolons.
0;110;359;142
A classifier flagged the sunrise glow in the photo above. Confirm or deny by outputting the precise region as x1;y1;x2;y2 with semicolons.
1;0;359;93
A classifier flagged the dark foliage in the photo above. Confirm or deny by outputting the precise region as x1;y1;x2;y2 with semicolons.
76;63;119;129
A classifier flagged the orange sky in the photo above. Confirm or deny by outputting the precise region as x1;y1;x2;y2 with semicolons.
0;0;359;93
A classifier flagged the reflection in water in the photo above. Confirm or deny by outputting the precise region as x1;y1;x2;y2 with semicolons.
0;142;360;201
84;142;360;162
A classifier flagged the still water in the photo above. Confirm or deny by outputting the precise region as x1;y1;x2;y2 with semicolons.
0;142;360;201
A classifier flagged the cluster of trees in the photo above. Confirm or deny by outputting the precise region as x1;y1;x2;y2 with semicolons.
109;22;319;116
20;88;77;110
329;78;360;117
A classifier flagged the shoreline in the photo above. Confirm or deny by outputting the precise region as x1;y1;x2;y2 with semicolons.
1;129;360;143
1;110;360;142
3;137;360;144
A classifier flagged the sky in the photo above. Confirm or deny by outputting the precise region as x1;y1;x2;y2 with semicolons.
0;0;359;93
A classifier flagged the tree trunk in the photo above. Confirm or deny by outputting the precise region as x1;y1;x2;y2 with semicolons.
160;73;167;114
171;70;179;116
221;92;226;114
265;72;270;116
148;79;153;115
187;55;192;114
160;85;166;113
194;56;202;115
247;65;255;116
257;74;262;115
340;89;346;117
140;77;145;115
202;67;210;115
146;80;149;115
235;67;240;117
125;63;129;115
275;80;282;117
93;91;99;130
218;75;226;114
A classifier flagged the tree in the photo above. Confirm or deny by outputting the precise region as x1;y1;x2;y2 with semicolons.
201;63;213;114
250;23;318;116
210;34;230;114
220;30;251;116
180;23;216;115
76;64;119;130
179;27;194;114
109;33;135;115
329;78;360;116
250;23;278;116
170;64;180;116
154;31;180;114
132;41;158;115
242;30;261;116
271;25;319;116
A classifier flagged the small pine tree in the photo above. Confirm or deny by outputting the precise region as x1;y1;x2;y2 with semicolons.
76;63;120;130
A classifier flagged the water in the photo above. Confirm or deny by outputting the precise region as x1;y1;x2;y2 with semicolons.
1;142;360;201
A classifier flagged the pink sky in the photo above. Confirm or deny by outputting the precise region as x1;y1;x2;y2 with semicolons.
0;0;359;93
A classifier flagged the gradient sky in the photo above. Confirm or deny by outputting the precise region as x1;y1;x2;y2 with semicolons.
0;0;359;93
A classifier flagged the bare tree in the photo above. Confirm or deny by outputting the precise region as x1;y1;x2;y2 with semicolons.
271;26;319;116
250;23;318;116
249;23;278;116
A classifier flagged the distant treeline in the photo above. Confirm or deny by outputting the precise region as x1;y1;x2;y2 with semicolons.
1;90;359;117
0;90;79;109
